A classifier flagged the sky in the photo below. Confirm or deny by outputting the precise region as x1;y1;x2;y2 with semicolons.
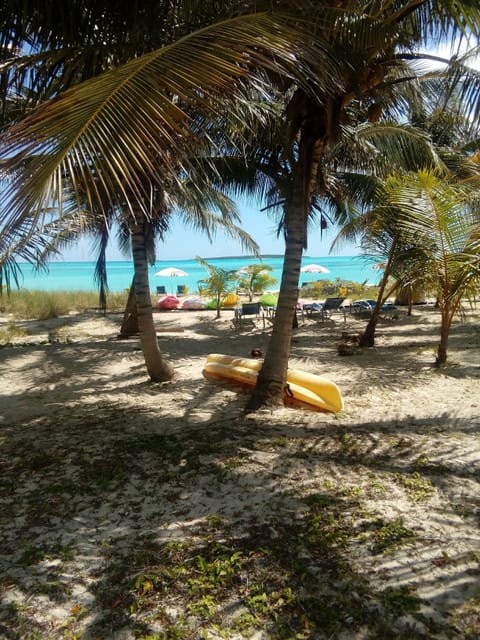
60;196;360;262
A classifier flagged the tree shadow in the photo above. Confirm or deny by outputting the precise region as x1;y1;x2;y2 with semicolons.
1;310;479;638
1;389;479;638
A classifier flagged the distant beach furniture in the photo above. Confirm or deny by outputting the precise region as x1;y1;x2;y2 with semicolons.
155;266;189;294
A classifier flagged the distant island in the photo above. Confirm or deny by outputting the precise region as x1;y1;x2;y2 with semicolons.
204;254;285;260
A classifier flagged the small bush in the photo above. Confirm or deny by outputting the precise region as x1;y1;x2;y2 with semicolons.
301;279;377;300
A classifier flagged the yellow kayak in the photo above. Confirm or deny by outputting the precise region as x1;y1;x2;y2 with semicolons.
203;353;344;413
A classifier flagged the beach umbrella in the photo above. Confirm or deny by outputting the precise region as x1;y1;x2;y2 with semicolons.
236;266;250;275
300;263;330;274
155;266;189;293
236;265;269;276
155;267;189;277
300;263;330;283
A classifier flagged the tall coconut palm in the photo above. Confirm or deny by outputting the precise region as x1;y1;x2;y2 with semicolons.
244;1;480;410
207;82;448;404
12;166;259;379
2;2;480;399
0;5;328;381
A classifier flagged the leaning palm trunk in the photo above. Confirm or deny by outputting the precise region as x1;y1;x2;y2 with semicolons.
360;241;397;347
247;136;322;410
130;215;174;381
118;276;139;338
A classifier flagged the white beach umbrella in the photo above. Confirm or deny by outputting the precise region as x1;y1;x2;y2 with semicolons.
155;267;189;278
236;267;251;275
300;263;330;274
155;266;189;293
300;263;330;285
236;266;269;277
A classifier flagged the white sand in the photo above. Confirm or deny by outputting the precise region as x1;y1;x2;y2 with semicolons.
0;303;479;638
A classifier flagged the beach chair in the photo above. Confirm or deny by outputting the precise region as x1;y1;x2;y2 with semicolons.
233;302;265;329
322;297;349;321
305;297;348;322
176;284;186;296
156;285;167;295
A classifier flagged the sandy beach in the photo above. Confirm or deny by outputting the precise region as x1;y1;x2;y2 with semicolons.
0;302;479;639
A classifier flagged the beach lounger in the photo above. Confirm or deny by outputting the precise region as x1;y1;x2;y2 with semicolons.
304;297;348;321
233;302;265;329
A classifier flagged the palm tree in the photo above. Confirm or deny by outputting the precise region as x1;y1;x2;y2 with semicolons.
382;169;480;365
196;256;239;318
2;2;480;397
13;168;259;378
237;264;277;301
245;2;480;410
240;0;479;410
347;89;480;347
202;66;476;405
0;5;325;381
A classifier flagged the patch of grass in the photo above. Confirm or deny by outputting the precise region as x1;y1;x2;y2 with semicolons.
18;543;76;567
379;584;421;616
303;493;338;508
414;455;451;475
370;517;417;554
338;432;364;457
75;501;444;640
448;590;480;639
0;602;48;639
394;471;435;502
86;459;130;489
33;579;68;599
187;594;217;619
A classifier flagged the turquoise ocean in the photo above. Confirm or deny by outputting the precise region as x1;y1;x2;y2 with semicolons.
15;255;378;294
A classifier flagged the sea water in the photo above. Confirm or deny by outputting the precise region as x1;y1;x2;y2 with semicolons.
14;255;378;293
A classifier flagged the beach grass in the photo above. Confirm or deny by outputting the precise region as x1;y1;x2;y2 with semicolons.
0;289;130;320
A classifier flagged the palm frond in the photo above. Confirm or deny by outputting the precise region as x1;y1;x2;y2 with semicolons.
0;12;330;235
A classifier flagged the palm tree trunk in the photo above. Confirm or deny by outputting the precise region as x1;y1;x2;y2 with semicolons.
246;216;303;409
435;299;459;366
131;216;174;382
360;241;396;347
246;224;303;409
246;136;322;411
118;276;139;338
436;326;449;365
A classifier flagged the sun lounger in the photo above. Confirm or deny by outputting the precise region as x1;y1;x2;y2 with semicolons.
233;302;265;329
304;297;347;321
